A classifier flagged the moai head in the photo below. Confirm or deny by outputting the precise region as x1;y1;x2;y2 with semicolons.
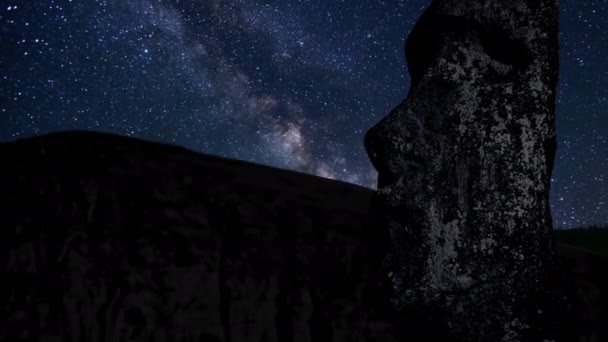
365;0;569;340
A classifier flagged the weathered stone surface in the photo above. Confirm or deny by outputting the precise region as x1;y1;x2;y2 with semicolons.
364;0;574;341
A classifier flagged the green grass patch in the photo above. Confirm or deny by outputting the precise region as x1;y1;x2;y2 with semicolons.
554;225;608;257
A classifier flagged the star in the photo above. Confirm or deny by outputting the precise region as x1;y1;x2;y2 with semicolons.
0;0;605;228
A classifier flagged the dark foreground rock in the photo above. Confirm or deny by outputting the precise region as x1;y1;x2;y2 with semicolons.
364;0;574;340
0;131;607;342
0;131;391;342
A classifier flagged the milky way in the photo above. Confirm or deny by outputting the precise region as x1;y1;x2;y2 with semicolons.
0;0;606;228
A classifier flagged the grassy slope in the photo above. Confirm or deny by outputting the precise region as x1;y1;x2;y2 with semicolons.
554;225;608;257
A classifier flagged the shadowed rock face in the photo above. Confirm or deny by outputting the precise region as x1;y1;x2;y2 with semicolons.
364;0;573;340
0;131;398;342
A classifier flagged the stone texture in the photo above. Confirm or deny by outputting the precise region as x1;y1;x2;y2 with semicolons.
364;0;575;341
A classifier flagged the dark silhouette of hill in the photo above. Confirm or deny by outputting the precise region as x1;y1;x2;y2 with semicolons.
0;130;396;341
555;226;608;257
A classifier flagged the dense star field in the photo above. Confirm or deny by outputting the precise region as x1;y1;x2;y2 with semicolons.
0;0;606;228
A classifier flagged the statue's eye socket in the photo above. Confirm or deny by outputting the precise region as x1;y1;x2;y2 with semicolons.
406;15;478;84
405;15;461;84
406;14;532;84
479;28;530;69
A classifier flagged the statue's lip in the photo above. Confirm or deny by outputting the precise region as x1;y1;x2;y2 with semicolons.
377;157;425;188
402;152;426;166
377;171;399;188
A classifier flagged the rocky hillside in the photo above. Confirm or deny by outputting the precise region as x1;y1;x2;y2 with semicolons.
0;130;397;342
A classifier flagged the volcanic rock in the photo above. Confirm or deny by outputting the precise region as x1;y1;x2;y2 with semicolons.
364;0;575;341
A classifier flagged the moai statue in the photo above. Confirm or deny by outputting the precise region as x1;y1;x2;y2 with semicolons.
365;0;575;341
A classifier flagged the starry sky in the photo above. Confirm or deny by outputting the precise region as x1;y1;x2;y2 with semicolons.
0;0;606;228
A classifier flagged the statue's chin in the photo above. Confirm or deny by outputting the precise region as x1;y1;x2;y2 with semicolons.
390;266;489;310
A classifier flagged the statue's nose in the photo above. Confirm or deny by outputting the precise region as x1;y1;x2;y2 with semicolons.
364;122;386;174
364;114;404;186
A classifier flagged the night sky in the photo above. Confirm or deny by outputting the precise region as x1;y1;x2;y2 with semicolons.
0;0;606;228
